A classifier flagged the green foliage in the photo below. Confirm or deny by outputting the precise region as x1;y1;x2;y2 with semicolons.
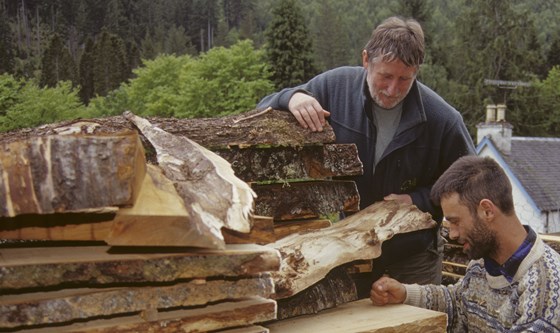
265;0;316;88
444;0;544;134
176;39;275;118
87;39;274;119
0;74;85;132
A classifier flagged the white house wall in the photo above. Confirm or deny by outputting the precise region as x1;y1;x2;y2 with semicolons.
478;148;547;233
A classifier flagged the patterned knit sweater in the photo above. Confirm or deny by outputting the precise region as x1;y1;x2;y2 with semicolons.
404;235;560;332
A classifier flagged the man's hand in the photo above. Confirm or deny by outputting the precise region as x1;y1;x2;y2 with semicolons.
288;92;330;132
370;276;407;306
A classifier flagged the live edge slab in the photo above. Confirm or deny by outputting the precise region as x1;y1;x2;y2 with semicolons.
265;299;447;333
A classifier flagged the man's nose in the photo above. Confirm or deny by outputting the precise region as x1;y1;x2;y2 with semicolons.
448;227;459;240
386;80;399;95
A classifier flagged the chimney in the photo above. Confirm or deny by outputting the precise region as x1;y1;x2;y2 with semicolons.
476;104;513;154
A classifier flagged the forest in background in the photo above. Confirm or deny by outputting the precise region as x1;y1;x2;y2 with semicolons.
1;0;560;138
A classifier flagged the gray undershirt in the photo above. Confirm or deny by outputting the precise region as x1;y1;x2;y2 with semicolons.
373;103;403;166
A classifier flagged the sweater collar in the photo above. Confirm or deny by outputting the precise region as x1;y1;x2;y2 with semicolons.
484;225;536;282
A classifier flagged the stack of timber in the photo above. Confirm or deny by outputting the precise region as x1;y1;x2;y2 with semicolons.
0;112;285;332
441;227;560;285
1;108;443;331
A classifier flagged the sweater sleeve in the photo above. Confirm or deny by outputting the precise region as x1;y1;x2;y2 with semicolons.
404;283;465;332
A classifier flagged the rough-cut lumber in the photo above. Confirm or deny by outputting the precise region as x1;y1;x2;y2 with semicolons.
0;132;145;217
541;234;560;253
273;219;332;240
0;109;336;163
252;180;359;220
104;164;192;246
0;244;280;291
124;111;255;249
266;299;447;332
0;164;191;245
0;275;274;328
276;266;357;320
222;215;276;245
0;213;115;240
215;144;362;182
20;297;277;333
443;261;467;277
269;200;436;299
150;108;336;148
217;325;269;333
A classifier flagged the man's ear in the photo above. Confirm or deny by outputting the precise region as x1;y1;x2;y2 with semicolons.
478;199;495;220
362;50;369;69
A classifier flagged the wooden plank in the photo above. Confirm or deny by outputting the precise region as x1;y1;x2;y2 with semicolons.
20;297;277;333
442;261;467;276
0;244;280;290
222;215;276;245
0;213;115;241
0;275;274;328
253;180;359;220
125;112;255;250
104;164;193;246
0;132;145;217
151;108;336;148
442;271;463;285
269;200;436;299
215;144;362;182
266;299;447;332
216;325;269;333
541;234;560;254
276;266;357;320
273;219;332;240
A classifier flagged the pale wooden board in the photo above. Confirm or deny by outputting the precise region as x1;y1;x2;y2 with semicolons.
19;297;277;333
216;325;269;333
273;219;332;240
269;201;436;299
0;244;280;290
266;299;447;333
0;275;274;328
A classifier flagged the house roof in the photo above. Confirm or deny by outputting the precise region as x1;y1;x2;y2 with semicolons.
479;137;560;212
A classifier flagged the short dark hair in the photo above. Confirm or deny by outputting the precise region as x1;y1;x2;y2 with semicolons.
430;156;515;216
364;16;425;68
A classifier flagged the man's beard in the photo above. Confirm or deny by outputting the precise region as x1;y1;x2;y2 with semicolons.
464;216;497;260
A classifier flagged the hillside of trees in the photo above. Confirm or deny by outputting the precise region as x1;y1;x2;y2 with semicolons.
1;0;560;137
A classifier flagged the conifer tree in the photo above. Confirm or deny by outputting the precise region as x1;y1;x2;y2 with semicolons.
39;33;77;88
0;8;14;74
92;29;130;97
264;0;316;89
79;37;95;103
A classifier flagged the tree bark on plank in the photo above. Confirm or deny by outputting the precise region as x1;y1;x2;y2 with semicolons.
0;244;280;291
0;109;335;157
269;200;436;299
215;143;362;182
19;297;276;333
0;132;145;217
252;180;359;220
150;108;336;149
0;275;274;328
